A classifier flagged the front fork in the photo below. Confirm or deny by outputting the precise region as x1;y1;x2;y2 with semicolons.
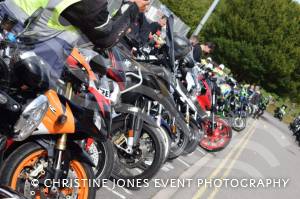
0;135;7;166
126;99;144;154
52;83;72;190
211;87;216;132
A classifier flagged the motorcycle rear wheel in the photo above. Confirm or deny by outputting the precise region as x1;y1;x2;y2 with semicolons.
85;139;114;182
183;120;203;155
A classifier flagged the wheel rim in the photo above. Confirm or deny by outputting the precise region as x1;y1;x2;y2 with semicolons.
10;150;89;199
199;118;231;151
86;140;107;178
233;117;245;129
113;129;157;178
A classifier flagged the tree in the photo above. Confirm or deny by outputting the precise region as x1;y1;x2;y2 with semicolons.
202;0;300;102
162;0;300;102
161;0;213;32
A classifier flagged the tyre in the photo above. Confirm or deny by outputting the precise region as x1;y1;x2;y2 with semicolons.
199;117;232;152
158;125;171;162
111;120;165;189
85;139;114;181
183;120;203;155
0;142;96;199
167;128;189;160
246;105;253;117
231;116;247;132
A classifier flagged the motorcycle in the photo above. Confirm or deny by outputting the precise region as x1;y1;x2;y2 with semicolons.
127;15;204;159
0;9;117;198
290;116;300;144
289;116;300;134
274;107;286;121
106;14;203;188
190;64;232;152
222;88;247;132
253;99;267;119
107;47;167;189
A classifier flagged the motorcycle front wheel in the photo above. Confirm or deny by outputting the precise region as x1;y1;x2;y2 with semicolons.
231;116;247;132
111;120;165;189
0;142;96;199
199;117;232;152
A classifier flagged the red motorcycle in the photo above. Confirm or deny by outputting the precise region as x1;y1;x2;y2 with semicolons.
196;69;232;152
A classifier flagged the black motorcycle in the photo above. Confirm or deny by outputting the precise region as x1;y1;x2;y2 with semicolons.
290;116;300;145
253;100;268;119
274;107;286;121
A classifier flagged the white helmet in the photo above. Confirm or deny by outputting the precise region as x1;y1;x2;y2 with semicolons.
206;63;213;70
219;64;225;70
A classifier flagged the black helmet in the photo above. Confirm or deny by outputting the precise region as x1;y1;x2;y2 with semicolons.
13;55;50;90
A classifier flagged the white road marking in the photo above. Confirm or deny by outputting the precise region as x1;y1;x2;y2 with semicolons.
121;187;132;195
177;158;190;167
165;162;175;170
197;148;206;155
161;165;170;172
152;155;212;199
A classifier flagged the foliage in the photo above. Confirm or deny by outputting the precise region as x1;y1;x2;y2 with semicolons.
162;0;300;103
261;89;300;123
160;0;213;32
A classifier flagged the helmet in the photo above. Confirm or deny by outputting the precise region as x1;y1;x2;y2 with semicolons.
206;63;213;70
13;55;50;90
219;64;225;70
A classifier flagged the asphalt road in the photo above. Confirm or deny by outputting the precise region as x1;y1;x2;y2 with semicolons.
96;113;300;199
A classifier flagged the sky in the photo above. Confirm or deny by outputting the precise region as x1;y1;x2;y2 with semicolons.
294;0;300;3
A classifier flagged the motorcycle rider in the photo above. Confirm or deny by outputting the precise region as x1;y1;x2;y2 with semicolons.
253;95;269;119
0;0;150;79
275;105;287;120
250;85;261;119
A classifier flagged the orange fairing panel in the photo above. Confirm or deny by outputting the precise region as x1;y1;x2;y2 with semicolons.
70;48;97;81
40;90;75;134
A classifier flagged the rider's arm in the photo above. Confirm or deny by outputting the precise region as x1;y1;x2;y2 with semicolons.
61;0;140;48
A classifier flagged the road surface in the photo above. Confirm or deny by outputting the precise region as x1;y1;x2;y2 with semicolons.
96;113;300;199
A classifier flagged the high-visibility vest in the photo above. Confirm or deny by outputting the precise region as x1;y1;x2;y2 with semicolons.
6;0;81;44
3;0;83;78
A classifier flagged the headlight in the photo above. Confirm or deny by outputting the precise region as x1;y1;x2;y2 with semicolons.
14;95;48;141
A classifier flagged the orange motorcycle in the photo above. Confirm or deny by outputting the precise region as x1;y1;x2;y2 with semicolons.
0;47;116;198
